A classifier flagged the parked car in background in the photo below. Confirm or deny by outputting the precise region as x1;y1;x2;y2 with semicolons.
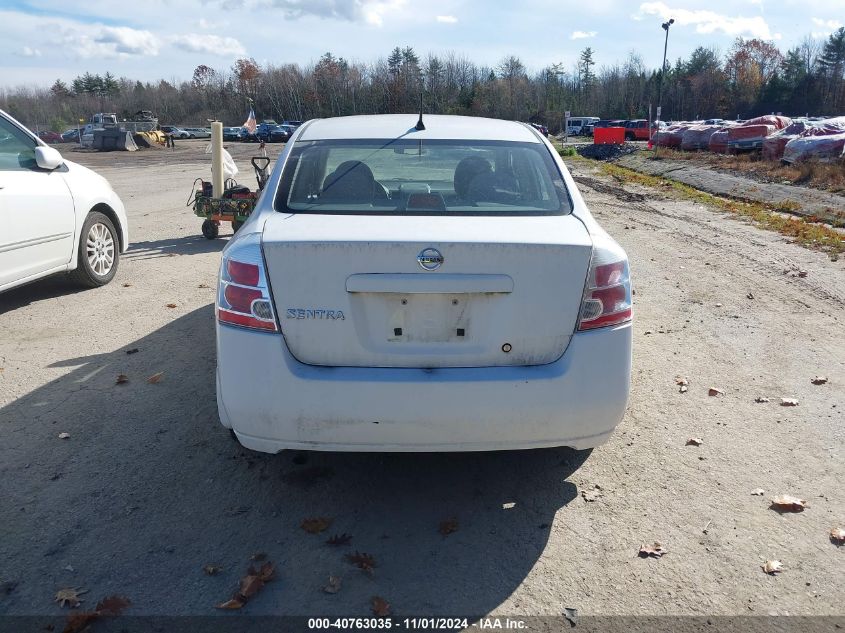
270;125;296;142
529;122;549;137
282;120;303;129
37;131;63;144
0;109;129;293
624;119;652;141
566;116;599;136
182;127;211;139
60;129;81;143
223;127;247;141
215;114;632;454
161;126;189;139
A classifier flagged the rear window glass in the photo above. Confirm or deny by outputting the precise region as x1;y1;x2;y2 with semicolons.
274;139;571;216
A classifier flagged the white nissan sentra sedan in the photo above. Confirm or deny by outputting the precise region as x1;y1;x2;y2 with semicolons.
216;114;632;453
0;109;129;293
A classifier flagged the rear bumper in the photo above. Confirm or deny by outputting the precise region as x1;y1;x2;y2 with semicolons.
216;322;632;452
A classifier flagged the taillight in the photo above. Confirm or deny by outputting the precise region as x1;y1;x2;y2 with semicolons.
578;239;632;331
217;233;278;332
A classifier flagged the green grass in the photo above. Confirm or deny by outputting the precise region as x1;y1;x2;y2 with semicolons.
565;155;844;260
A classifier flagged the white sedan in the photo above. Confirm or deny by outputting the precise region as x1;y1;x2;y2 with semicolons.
0;109;129;293
215;114;632;453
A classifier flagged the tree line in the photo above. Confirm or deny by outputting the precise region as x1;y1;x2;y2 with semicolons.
2;29;844;135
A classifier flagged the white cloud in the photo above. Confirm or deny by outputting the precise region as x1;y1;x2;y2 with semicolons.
436;15;458;24
636;2;776;39
171;33;246;56
261;0;406;25
62;25;160;58
570;30;597;40
20;46;42;57
811;17;843;29
811;17;843;38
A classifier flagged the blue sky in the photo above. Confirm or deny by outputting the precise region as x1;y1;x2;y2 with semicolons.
2;0;844;87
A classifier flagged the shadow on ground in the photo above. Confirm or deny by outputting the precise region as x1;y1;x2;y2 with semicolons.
124;235;228;261
0;277;88;314
0;305;588;617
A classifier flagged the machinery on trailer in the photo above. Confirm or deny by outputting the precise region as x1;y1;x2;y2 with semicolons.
191;156;270;239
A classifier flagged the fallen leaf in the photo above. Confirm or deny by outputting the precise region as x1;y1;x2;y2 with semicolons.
58;433;70;440
675;376;689;386
198;283;210;289
751;488;765;496
95;595;130;616
326;533;352;546
323;575;342;594
371;596;391;617
780;398;799;406
63;611;99;633
770;495;808;512
810;376;828;385
216;562;274;609
203;564;223;576
55;587;88;608
708;388;724;397
165;303;177;308
686;437;703;446
644;330;653;335
829;528;845;544
301;517;333;534
438;518;459;536
147;372;164;384
346;552;377;574
215;598;245;610
754;397;770;403
564;607;579;626
115;374;129;385
746;292;754;299
238;574;264;600
638;542;666;558
762;560;784;574
255;561;275;583
122;283;132;288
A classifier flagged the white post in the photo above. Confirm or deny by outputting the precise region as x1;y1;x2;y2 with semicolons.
211;121;224;198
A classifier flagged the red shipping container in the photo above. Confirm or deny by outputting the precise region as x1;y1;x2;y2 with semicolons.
594;127;625;144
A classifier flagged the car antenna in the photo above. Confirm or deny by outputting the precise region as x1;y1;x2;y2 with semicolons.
415;89;425;131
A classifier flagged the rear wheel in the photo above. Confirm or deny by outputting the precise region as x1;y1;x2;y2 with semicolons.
625;132;635;141
70;211;119;287
202;220;219;239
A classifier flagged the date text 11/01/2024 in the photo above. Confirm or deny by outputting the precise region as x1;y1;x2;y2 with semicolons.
307;618;528;629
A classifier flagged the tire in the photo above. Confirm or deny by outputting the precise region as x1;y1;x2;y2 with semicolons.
202;219;219;239
70;211;119;288
625;133;635;141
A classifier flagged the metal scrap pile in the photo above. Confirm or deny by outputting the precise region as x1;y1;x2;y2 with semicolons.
577;143;640;161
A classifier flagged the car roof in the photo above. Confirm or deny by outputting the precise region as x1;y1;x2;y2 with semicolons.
299;114;539;142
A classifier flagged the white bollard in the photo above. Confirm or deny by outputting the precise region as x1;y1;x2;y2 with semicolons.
211;121;224;198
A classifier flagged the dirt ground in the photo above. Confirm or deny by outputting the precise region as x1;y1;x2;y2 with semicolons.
0;140;843;625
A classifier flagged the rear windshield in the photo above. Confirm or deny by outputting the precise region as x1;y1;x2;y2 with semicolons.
273;139;571;216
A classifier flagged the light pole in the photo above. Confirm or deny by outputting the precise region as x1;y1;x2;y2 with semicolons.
654;18;673;157
657;18;674;121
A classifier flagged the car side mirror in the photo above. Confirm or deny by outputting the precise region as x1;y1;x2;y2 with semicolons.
35;146;64;170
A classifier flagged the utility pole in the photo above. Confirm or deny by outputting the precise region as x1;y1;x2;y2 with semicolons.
656;18;674;119
655;18;674;157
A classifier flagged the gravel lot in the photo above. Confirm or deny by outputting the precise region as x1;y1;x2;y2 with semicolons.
1;141;843;624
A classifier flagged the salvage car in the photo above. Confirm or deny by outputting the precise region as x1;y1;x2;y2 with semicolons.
0;109;129;292
215;114;632;453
